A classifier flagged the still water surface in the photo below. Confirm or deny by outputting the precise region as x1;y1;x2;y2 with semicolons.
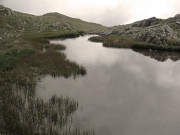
37;35;180;135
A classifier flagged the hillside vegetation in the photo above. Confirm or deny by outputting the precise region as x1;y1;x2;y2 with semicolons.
0;5;106;34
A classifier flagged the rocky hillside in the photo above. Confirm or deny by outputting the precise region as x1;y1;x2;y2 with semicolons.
0;5;106;39
103;15;180;46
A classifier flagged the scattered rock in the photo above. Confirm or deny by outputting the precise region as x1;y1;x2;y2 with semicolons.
53;22;60;27
114;39;119;42
14;40;19;43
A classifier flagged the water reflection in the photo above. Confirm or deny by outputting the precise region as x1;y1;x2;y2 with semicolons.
37;35;180;135
133;49;180;62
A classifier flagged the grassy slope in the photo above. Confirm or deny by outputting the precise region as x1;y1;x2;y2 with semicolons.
0;10;106;35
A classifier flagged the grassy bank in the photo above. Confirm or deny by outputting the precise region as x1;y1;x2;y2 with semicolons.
0;31;90;134
89;35;180;52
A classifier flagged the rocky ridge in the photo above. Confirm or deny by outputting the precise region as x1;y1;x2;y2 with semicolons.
103;15;180;46
0;5;13;16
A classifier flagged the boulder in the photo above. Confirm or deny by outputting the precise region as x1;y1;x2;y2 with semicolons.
123;26;131;30
174;14;180;19
102;29;113;35
0;37;2;40
0;5;13;16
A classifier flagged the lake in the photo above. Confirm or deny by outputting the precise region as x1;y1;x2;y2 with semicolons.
37;35;180;135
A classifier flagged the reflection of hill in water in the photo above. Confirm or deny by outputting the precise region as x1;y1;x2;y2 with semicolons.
133;49;180;62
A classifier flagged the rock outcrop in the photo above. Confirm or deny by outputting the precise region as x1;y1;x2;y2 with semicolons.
132;17;161;27
134;24;179;45
103;15;180;46
102;29;113;35
0;5;13;16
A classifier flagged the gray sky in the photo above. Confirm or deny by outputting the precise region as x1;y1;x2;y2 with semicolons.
0;0;180;26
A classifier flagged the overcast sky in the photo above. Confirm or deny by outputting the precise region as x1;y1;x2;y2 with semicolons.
0;0;180;26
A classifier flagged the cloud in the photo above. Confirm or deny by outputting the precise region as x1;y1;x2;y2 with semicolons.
69;4;132;26
0;0;132;26
98;5;132;26
127;0;180;23
0;0;68;15
0;0;180;26
173;0;180;16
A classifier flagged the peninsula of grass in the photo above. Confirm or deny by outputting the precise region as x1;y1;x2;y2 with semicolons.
89;35;180;52
0;30;83;71
0;25;91;135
